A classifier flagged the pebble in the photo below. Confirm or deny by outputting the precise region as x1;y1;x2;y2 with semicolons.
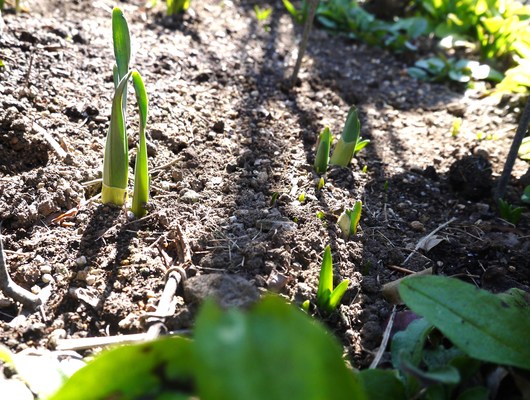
76;256;87;267
40;265;52;274
85;275;96;286
42;274;54;284
180;189;200;204
410;220;425;231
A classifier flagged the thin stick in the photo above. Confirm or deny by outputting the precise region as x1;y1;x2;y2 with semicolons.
289;0;319;87
54;329;191;351
0;231;42;310
33;122;68;159
495;95;530;200
369;305;396;369
402;217;456;266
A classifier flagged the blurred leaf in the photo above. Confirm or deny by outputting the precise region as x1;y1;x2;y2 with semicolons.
50;337;194;400
399;276;530;370
358;369;407;400
193;297;366;400
401;359;461;385
456;386;489;400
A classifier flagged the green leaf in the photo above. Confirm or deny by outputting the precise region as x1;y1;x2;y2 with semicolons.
112;7;131;85
328;279;350;311
399;276;530;370
456;386;489;400
358;369;407;400
314;127;332;174
401;358;461;385
131;71;150;218
316;245;333;309
330;106;361;167
50;337;194;400
391;317;434;370
102;71;133;206
193;297;366;400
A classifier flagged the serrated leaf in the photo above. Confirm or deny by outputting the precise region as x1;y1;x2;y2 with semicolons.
399;276;530;370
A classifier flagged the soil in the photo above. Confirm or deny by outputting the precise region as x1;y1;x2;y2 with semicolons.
1;0;530;373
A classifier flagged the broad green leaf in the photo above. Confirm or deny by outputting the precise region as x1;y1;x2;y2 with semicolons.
50;337;194;400
193;297;366;400
317;245;333;308
131;71;150;218
399;276;530;370
102;71;133;206
358;369;406;400
314;127;332;174
391;317;434;369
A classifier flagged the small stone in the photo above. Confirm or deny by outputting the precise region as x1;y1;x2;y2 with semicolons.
410;221;425;231
85;275;96;286
31;285;41;294
118;313;137;329
42;274;54;284
75;256;87;267
40;265;52;274
212;120;225;133
180;189;200;204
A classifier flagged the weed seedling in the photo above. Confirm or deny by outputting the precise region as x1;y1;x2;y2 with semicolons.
451;117;462;137
498;198;524;224
254;5;272;22
316;245;349;313
317;177;325;190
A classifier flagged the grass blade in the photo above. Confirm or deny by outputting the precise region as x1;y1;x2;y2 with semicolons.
131;71;149;218
102;71;132;206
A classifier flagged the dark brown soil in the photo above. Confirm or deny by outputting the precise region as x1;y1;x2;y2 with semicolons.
1;0;529;370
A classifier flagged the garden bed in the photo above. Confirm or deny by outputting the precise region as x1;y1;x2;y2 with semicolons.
1;0;529;370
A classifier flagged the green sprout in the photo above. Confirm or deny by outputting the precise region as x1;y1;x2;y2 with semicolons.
131;72;149;218
298;192;306;203
102;71;132;206
451;117;462;137
166;0;190;15
314;127;332;174
330;106;370;167
254;5;272;21
362;165;368;173
316;245;349;313
317;177;325;190
337;200;362;238
102;8;150;218
498;198;524;225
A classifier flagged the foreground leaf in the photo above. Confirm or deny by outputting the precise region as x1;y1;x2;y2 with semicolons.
399;276;530;370
194;296;365;400
50;337;193;400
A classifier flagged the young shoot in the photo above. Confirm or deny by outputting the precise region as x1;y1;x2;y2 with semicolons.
316;245;349;313
166;0;190;15
131;71;150;218
314;127;332;174
337;200;362;238
330;106;369;167
102;71;133;206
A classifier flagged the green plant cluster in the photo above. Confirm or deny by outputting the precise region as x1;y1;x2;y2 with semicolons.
102;8;150;218
283;0;530;92
35;276;529;399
